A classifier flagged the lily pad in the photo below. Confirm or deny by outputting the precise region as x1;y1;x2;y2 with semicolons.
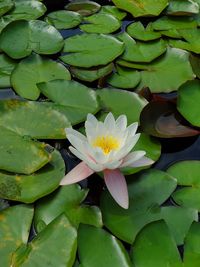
0;53;17;88
167;161;200;211
118;32;166;63
78;225;132;267
34;184;102;232
100;5;126;20
65;0;101;16
11;53;71;100
112;0;168;17
127;22;161;41
38;79;99;125
0;126;51;174
137;48;195;93
45;10;82;30
6;0;47;20
0;148;65;203
0;0;14;17
0;100;70;139
177;80;200;127
152;16;197;30
80;13;121;34
60;33;124;67
107;65;141;89
0;204;34;267
169;28;200;54
101;169;177;243
190;53;200;78
97;87;147;124
11;215;77;267
0;20;64;59
140;101;200;137
131;221;182;267
70;63;113;82
166;0;199;15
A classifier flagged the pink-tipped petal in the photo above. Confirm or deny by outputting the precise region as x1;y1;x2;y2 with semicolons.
128;156;154;168
60;161;94;185
104;169;129;209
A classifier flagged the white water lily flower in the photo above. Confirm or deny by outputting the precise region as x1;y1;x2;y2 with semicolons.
60;112;154;209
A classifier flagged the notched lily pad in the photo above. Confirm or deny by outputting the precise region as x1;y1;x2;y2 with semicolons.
107;65;141;89
112;0;168;17
0;0;14;17
45;10;82;30
70;63;113;82
34;184;102;232
177;80;200;127
0;53;17;89
0;100;70;139
38;79;99;125
127;22;161;41
78;225;132;267
152;16;197;30
65;0;100;16
100;5;126;20
11;53;71;100
166;0;199;15
0;204;34;267
11;215;77;267
0;149;65;203
118;32;166;63
0;126;51;174
60;33;124;68
0;20;64;59
80;13;121;34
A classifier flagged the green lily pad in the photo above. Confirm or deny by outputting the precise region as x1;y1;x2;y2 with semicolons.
184;222;200;266
65;0;100;16
152;16;197;30
70;63;113;82
131;221;182;267
0;100;70;139
6;0;47;20
60;33;124;68
97;87;147;124
127;22;161;41
38;79;99;125
11;215;77;267
169;28;200;54
34;184;102;232
190;53;200;78
112;0;168;17
100;5;127;20
0;204;34;267
0;148;65;203
0;0;14;17
122;133;161;175
11;53;71;100
0;126;51;174
80;13;121;34
107;65;141;89
137;48;195;93
118;32;166;63
166;0;199;15
0;53;17;88
78;225;132;267
0;20;64;59
45;10;82;30
160;29;182;38
177;80;200;127
101;169;177;244
167;161;200;211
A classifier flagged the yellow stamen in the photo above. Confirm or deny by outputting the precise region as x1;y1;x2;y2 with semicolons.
93;135;120;154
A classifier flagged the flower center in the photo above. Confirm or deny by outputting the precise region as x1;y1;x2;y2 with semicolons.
92;135;120;154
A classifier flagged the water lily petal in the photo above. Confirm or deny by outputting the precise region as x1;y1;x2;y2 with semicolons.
120;150;146;167
116;115;127;131
127;156;154;168
66;128;87;142
126;122;138;139
104;112;116;132
60;161;94;185
104;169;129;209
104;159;123;170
